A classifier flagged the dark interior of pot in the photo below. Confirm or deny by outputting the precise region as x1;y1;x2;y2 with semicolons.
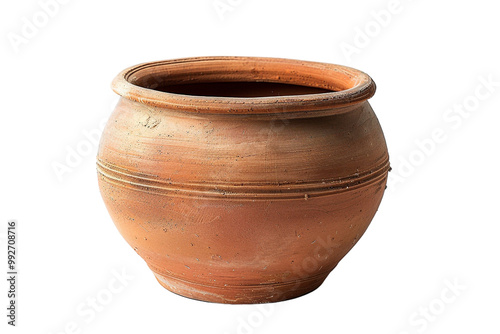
152;81;334;98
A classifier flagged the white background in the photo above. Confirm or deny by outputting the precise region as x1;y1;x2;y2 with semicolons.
1;0;499;333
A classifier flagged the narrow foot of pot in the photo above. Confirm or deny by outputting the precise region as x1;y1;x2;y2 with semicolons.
151;269;331;304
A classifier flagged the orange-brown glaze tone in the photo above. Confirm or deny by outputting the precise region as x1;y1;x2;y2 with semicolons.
97;57;390;303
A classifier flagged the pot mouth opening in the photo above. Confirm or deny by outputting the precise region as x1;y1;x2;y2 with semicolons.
142;81;335;98
112;56;376;116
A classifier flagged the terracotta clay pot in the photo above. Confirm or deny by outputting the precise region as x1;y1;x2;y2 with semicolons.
97;56;390;304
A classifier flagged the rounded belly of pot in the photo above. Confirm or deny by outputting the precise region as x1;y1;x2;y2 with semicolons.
97;98;389;295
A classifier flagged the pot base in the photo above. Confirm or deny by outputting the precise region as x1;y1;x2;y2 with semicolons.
151;268;331;304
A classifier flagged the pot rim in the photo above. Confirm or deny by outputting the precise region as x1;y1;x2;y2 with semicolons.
111;56;376;116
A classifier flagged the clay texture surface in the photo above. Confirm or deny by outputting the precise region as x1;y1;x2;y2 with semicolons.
97;57;390;303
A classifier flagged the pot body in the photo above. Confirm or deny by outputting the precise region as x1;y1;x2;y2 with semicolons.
97;96;389;303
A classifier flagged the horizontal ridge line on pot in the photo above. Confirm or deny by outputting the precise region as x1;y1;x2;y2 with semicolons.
96;158;390;191
111;56;376;116
96;158;390;200
148;263;332;289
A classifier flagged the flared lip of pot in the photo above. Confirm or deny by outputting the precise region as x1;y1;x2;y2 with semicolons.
111;56;376;118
